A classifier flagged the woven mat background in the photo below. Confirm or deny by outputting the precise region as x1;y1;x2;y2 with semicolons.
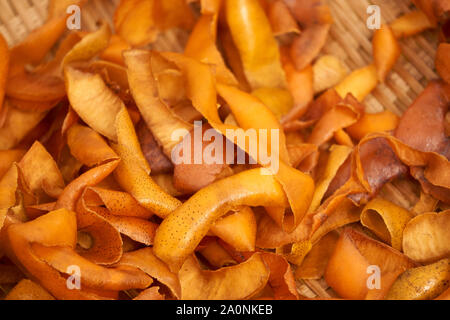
0;0;438;299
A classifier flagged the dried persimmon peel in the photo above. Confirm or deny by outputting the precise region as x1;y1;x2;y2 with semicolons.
0;0;448;301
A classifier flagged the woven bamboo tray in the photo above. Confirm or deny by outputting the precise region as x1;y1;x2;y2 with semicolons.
0;0;439;299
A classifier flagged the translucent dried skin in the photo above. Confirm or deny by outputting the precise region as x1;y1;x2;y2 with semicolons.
402;210;450;264
116;247;181;299
289;24;330;71
57;149;84;185
346;111;399;141
225;0;287;89
154;69;187;107
75;200;124;265
412;0;450;26
2;209;119;299
372;25;401;82
355;133;449;195
112;142;181;218
123;50;193;157
6;98;61;113
256;196;360;249
217;246;300;300
307;94;363;147
179;253;269;300
252;87;294;120
313;55;348;94
395;81;450;159
324;228;416;300
413;191;439;215
210;206;257;252
293;88;342;124
333;129;353;147
386;258;450;300
33;32;83;78
217;83;290;164
335;64;378;102
17;141;65;200
390;10;433;38
295;231;339;280
220;27;252;91
114;0;142;31
260;252;299;300
67;124;119;167
395;82;450;201
65;67;124;141
83;187;153;219
173;124;233;194
62;23;111;69
411;167;450;204
116;0;158;46
287;143;318;168
308;145;353;213
154;168;288;271
114;107;150;174
6;72;66;103
266;0;301;36
89;61;131;98
198;0;222;14
360;197;414;251
0;141;65;230
115;0;194;47
283;0;333;26
55;160;120;211
198;239;236;268
151;173;184;197
185;13;237;85
85;205;158;246
100;35;131;66
281;0;332;70
39;107;74;163
5;279;54;300
9;17;67;71
0;150;25;180
282;51;314;118
324;153;352;197
25;202;56;220
59;104;79;134
154;0;197;30
75;188;126;265
283;240;312;266
0;165;21;230
136;122;173;175
112;107;181;218
31;244;152;291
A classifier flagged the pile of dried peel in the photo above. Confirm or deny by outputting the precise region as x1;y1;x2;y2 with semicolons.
0;0;449;300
